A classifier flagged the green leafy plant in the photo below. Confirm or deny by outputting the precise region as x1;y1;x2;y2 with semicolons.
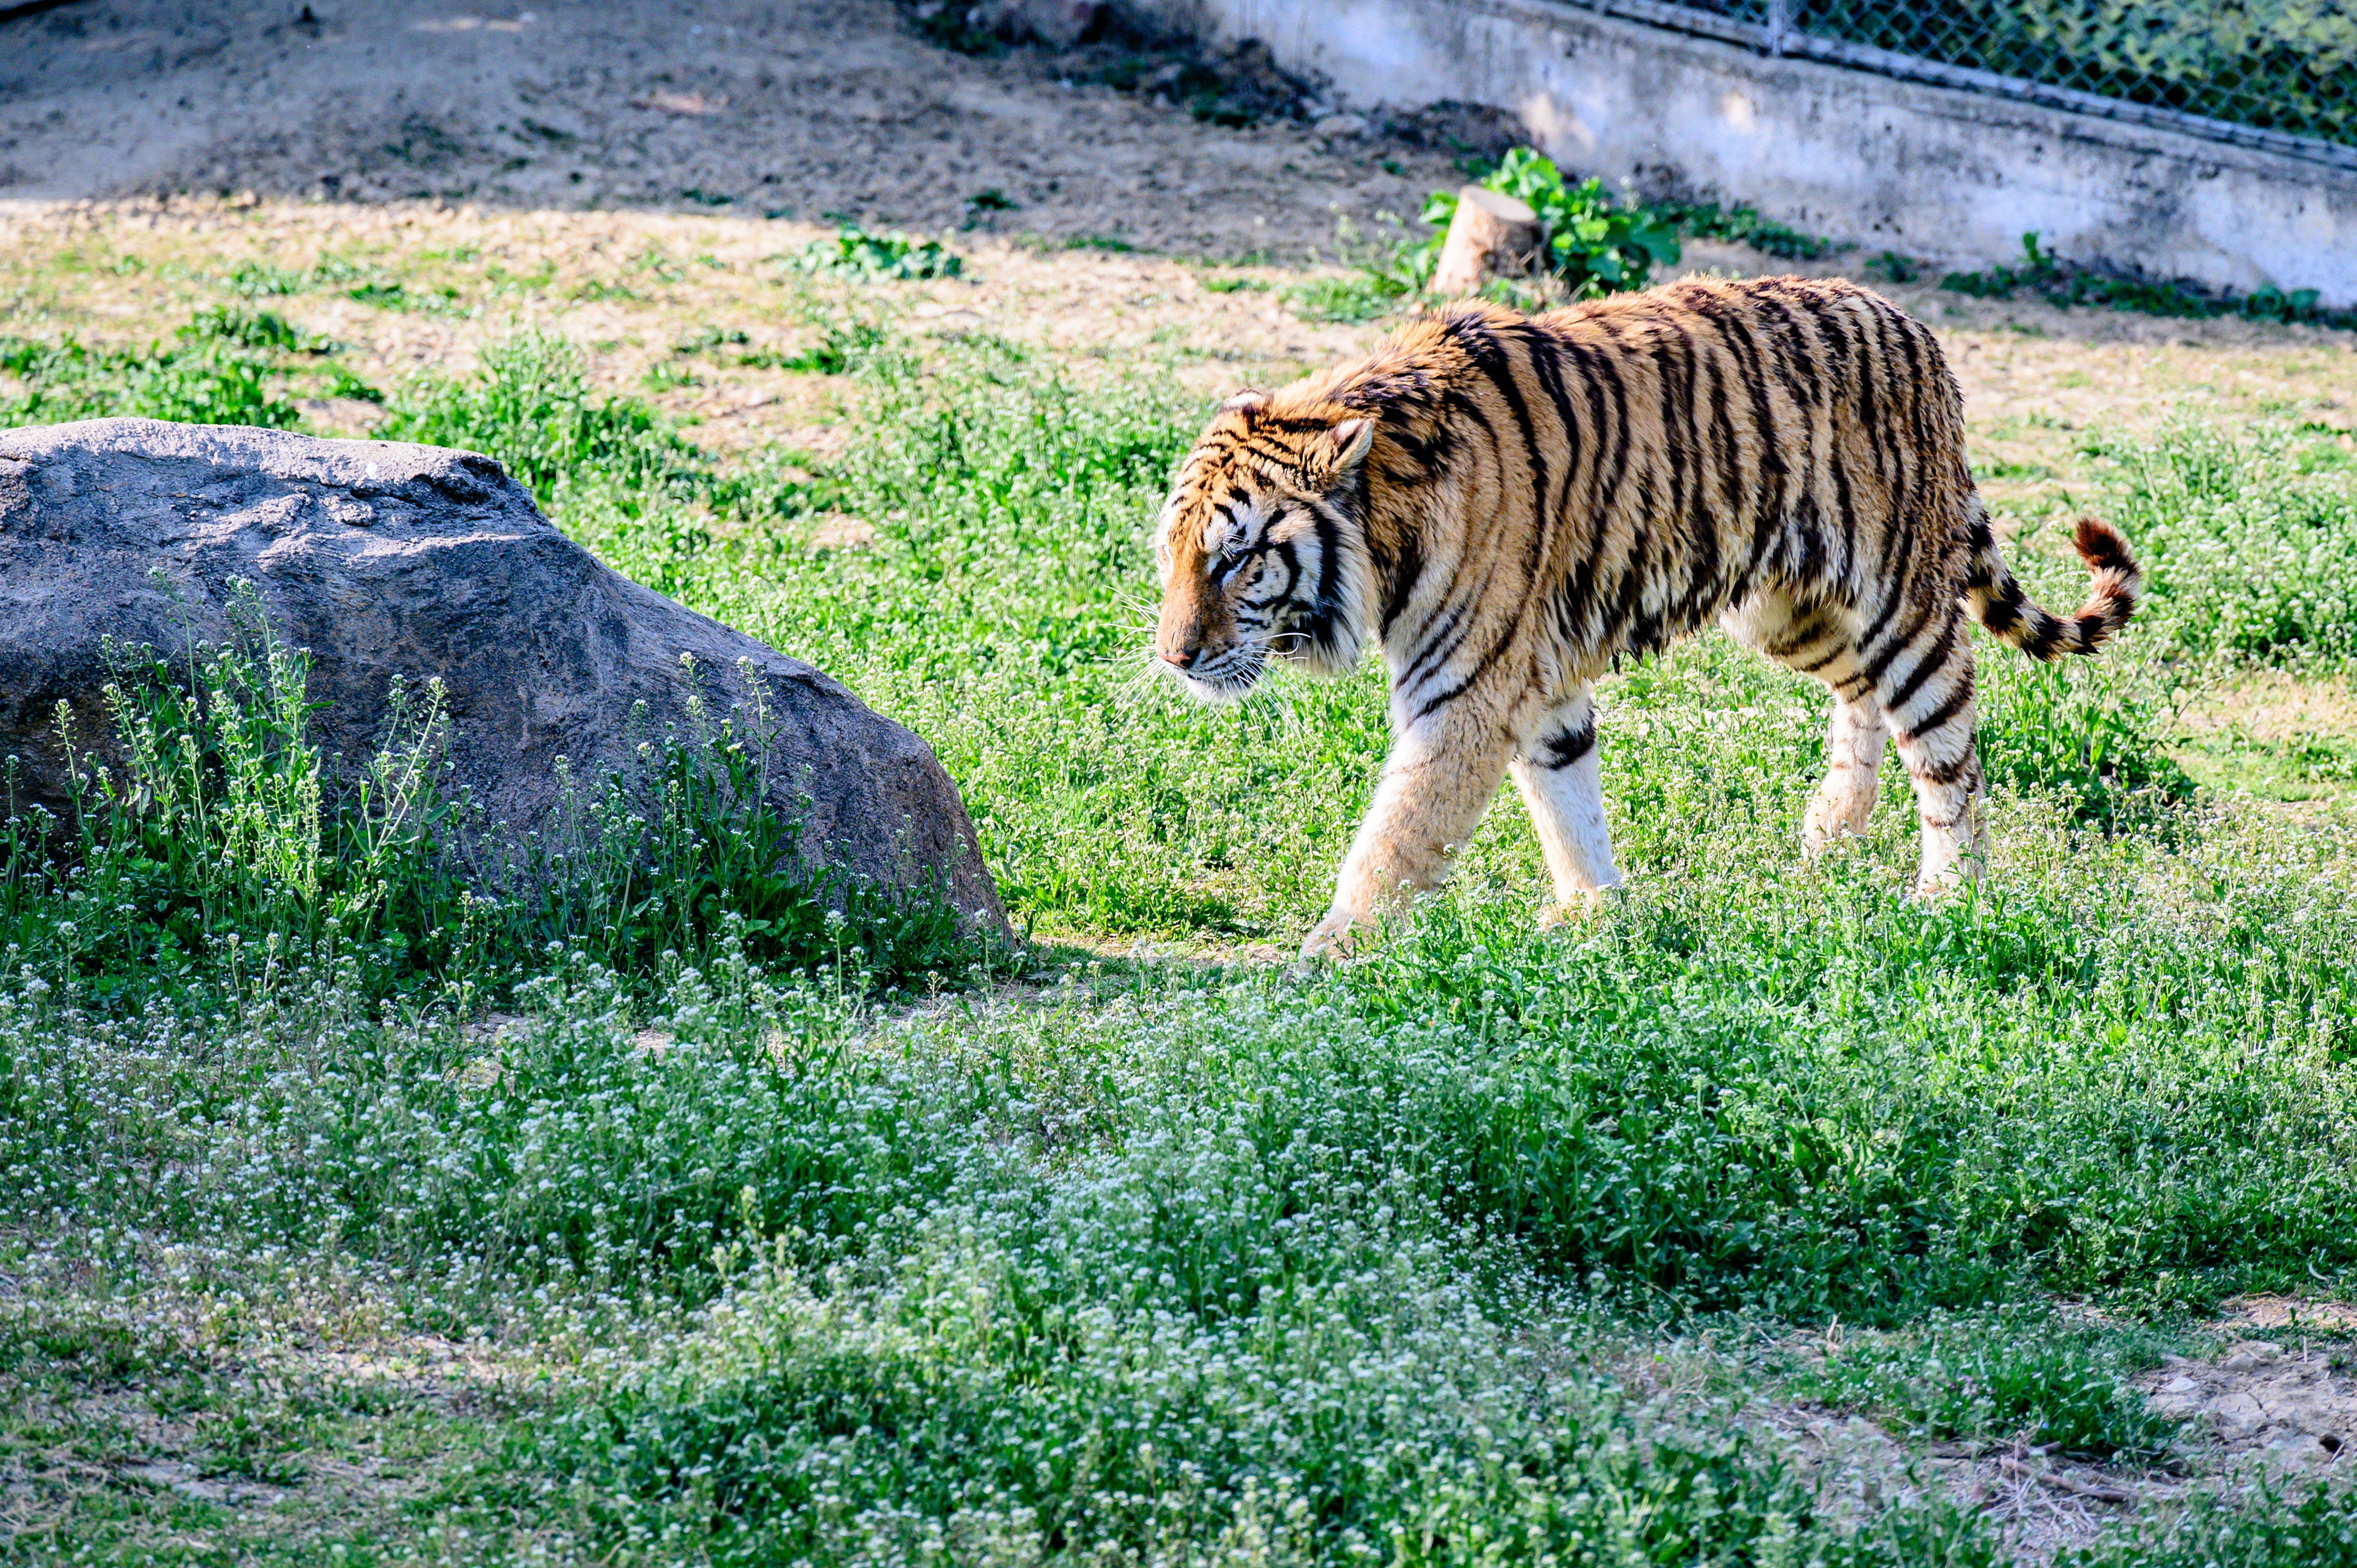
746;320;889;376
904;0;1003;55
1945;232;2357;328
465;659;971;985
787;225;963;281
14;597;455;1003
184;303;336;355
672;325;750;356
1285;271;1411;323
1415;147;1683;297
2089;422;2357;667
1660;198;1836;260
1868;250;1924;283
1977;645;2195;829
1;598;967;1010
0;321;305;430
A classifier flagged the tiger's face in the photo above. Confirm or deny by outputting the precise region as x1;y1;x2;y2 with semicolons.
1152;392;1376;701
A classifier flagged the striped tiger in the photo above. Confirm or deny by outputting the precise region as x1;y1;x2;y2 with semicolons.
1150;275;2140;956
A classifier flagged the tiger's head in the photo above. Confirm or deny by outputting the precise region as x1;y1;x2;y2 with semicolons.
1152;390;1377;701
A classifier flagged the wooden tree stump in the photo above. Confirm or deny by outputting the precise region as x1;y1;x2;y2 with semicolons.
1430;186;1544;298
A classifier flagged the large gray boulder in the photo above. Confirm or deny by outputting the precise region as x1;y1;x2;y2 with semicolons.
0;418;1007;938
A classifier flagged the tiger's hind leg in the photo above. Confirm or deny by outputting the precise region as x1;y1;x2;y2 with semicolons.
1723;592;1888;857
1873;607;1986;894
1508;684;1621;925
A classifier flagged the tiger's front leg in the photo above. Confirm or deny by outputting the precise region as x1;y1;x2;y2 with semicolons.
1302;707;1520;958
1506;685;1621;925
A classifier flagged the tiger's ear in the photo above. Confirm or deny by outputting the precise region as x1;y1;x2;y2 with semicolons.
1329;417;1375;469
1221;389;1269;417
1309;417;1375;484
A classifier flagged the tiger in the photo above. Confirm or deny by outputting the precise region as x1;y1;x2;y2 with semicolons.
1149;275;2140;957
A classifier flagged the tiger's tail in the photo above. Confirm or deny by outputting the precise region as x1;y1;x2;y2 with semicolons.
1963;503;2141;661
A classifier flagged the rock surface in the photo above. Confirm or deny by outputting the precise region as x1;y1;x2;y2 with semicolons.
0;418;1007;936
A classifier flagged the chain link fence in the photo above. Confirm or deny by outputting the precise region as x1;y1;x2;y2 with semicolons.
1578;0;2357;168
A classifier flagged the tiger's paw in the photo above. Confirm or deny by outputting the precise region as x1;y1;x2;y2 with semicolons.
1537;886;1616;931
1298;913;1359;963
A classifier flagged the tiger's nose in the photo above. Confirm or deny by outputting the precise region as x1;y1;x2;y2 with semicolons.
1159;646;1199;669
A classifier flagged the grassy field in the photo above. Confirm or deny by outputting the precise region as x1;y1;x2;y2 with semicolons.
4;200;2357;1564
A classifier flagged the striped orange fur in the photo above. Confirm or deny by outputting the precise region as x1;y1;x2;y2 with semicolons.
1150;276;2141;956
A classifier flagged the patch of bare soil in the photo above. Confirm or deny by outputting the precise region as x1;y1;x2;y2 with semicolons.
2139;1297;2357;1477
1768;1407;2190;1563
0;1271;541;1551
0;0;1477;258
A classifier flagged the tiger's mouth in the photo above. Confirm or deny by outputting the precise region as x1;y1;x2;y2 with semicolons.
1163;641;1267;702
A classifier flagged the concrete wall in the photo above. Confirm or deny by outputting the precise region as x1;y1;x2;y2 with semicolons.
1150;0;2357;307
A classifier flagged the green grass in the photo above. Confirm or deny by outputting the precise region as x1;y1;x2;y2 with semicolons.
1788;1308;2180;1458
4;310;2357;1561
2087;422;2357;667
1285;270;1411;324
0;318;310;429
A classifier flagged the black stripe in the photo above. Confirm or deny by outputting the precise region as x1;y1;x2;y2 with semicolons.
1880;614;1960;713
1752;287;1823;412
1402;591;1477;690
1897;681;1971;743
1862;600;1934;686
1394;387;1502;682
1860;308;1916;601
1534;713;1598;768
1833;305;1888;495
1914;749;1980;786
1413;626;1522;722
1525;319;1586;528
1460;318;1547;510
1702;338;1745;551
1380;532;1425;635
1794;643;1851;676
1310;504;1341;613
1459;327;1554;705
1649;335;1690;567
1891;317;1941;575
1693;295;1790;583
1668;326;1721;620
1765;609;1833;658
1587;335;1636;520
1557;550;1601;652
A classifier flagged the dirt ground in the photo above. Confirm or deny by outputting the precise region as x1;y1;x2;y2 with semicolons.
0;0;1480;257
1759;1296;2357;1561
